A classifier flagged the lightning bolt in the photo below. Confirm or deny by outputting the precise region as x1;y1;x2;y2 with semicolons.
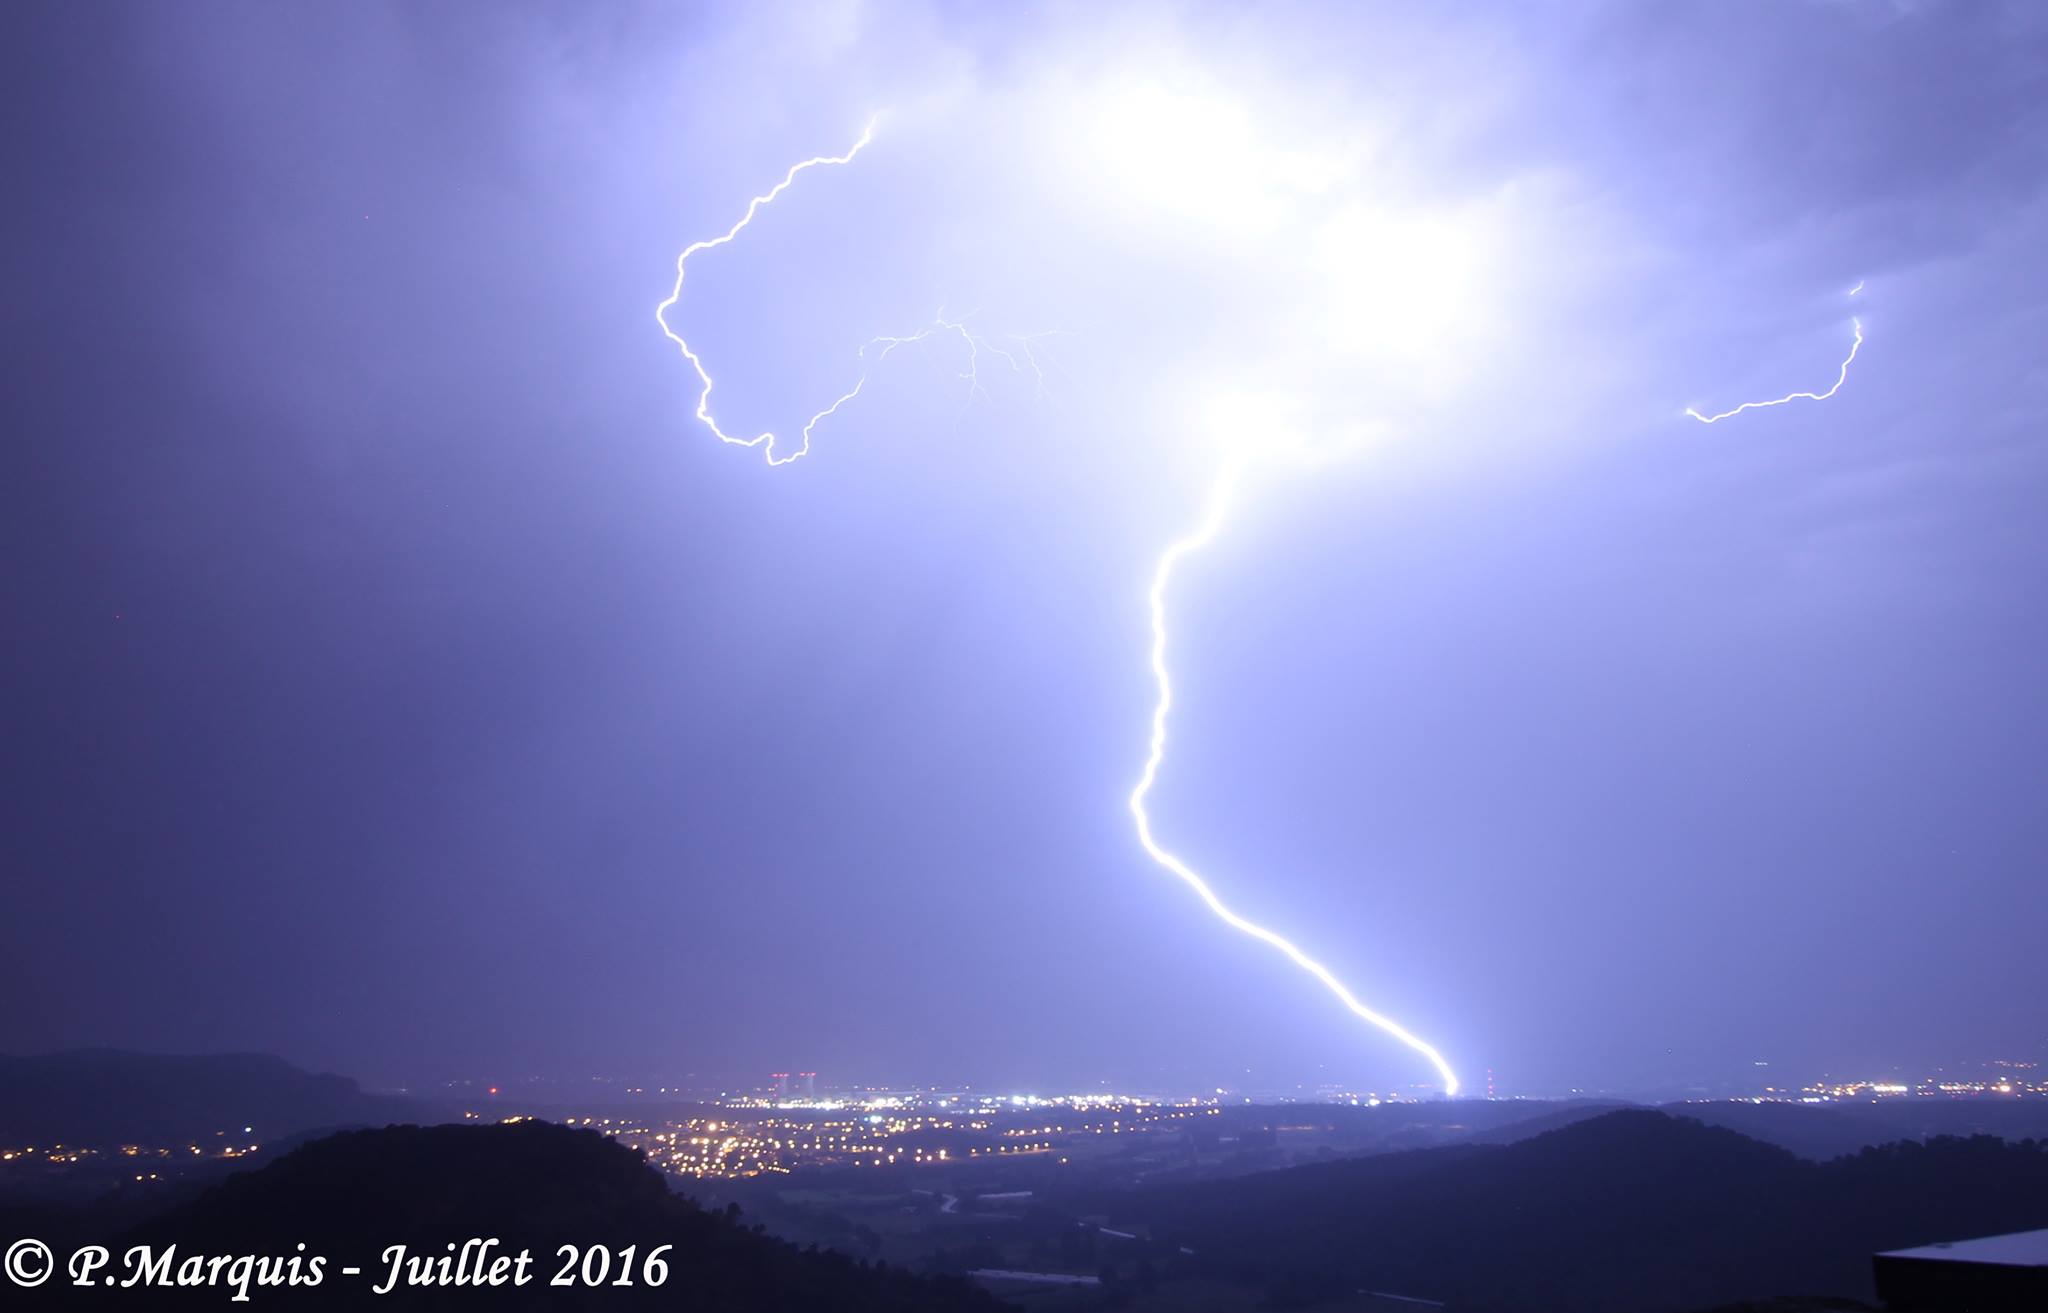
1130;462;1462;1097
662;120;1455;1096
656;123;1054;463
655;118;878;464
1684;314;1865;425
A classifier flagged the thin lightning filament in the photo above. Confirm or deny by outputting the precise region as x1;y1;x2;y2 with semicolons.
1686;318;1864;425
655;120;878;464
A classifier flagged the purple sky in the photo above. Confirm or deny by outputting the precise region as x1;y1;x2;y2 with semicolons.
4;1;2044;1097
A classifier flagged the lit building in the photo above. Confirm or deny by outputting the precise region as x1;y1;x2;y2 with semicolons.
1874;1228;2048;1311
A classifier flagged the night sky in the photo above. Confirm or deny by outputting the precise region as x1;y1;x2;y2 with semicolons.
5;1;2044;1097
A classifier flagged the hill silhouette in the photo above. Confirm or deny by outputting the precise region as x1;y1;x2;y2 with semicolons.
1096;1109;2048;1312
0;1050;423;1146
1671;1096;2048;1162
31;1122;1001;1311
1451;1097;2048;1164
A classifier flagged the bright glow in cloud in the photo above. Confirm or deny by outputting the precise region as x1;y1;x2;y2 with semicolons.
1317;203;1494;370
1082;76;1347;233
1045;55;1513;427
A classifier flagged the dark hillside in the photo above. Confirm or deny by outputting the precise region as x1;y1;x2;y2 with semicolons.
1099;1110;2048;1313
0;1050;423;1146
